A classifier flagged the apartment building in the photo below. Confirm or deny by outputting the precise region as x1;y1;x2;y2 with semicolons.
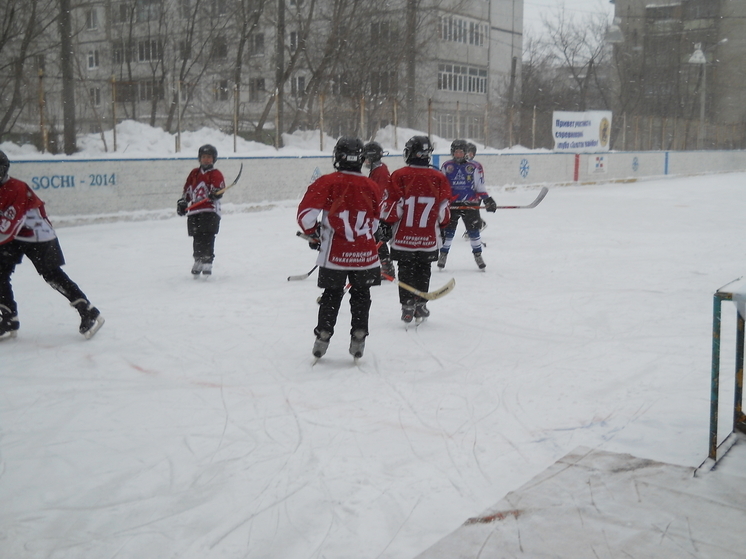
6;0;522;149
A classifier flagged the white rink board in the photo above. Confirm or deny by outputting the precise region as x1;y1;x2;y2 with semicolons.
9;150;746;221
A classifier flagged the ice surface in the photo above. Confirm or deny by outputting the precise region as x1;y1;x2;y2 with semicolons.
2;163;746;557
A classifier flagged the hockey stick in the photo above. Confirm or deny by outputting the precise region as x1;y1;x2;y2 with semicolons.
450;186;549;210
381;273;456;301
288;265;318;281
186;163;244;212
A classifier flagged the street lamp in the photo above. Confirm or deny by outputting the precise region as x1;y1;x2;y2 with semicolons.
688;38;727;149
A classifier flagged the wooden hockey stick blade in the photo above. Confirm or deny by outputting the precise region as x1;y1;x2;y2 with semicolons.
382;274;456;301
287;265;318;281
186;163;244;211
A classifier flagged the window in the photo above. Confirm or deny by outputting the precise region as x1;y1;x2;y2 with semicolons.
115;81;137;103
250;33;265;56
210;0;227;17
89;87;101;106
371;22;390;46
212;37;228;60
136;0;161;22
291;75;305;97
249;77;265;102
289;31;298;52
138;39;162;62
440;16;487;47
140;80;164;101
371;71;397;95
215;79;230;101
112;3;130;24
86;9;98;30
87;50;100;69
437;64;487;94
113;41;133;64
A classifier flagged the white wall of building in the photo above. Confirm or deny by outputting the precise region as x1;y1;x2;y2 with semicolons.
10;150;746;224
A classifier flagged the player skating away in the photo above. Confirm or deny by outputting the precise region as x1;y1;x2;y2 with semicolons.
439;139;497;270
176;144;225;277
387;136;452;323
363;141;396;279
0;150;104;340
297;137;383;360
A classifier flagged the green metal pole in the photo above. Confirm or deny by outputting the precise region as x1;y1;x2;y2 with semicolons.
710;295;722;460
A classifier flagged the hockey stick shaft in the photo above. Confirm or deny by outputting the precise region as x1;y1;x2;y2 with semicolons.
381;273;456;301
450;186;549;210
288;265;318;281
186;163;244;211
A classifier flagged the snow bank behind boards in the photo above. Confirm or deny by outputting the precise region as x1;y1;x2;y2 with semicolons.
9;150;746;223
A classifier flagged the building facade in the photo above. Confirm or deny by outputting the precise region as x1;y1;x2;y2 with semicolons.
2;0;523;151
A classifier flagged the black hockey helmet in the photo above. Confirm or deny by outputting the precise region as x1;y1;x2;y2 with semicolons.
466;142;477;159
333;136;365;171
403;135;433;165
362;141;386;164
198;144;218;162
0;150;8;180
450;139;469;161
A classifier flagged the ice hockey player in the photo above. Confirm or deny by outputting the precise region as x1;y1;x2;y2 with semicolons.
363;141;396;279
439;139;497;270
176;144;225;276
387;136;452;323
466;141;487;233
297;137;383;359
0;150;104;340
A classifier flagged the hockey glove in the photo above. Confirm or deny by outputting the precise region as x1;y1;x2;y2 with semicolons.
375;222;393;243
208;190;223;201
483;196;498;213
308;226;321;251
176;198;188;216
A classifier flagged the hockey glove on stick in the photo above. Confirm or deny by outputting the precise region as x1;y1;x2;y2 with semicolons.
483;196;498;213
176;198;188;216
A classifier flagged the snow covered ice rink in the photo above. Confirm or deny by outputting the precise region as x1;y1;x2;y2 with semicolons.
2;171;746;558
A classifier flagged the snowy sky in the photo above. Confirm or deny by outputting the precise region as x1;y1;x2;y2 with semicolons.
523;0;615;36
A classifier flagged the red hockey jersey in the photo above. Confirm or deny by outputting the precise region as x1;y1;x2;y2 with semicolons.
369;162;395;221
297;170;383;270
0;177;54;245
182;166;225;214
388;165;452;252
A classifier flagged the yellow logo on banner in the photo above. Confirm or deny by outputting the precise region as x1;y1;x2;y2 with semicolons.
599;118;610;147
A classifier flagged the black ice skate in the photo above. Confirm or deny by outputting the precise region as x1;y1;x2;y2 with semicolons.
71;299;105;339
414;302;430;323
313;330;332;358
380;259;396;280
0;304;19;340
191;259;203;275
401;301;415;323
349;330;367;359
473;251;486;270
437;251;448;269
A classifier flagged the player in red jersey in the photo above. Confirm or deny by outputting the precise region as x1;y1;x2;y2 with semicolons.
176;144;225;276
363;141;396;279
297;137;383;359
387;136;452;323
0;150;104;340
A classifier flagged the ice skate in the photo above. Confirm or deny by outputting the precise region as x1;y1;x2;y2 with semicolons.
380;259;396;279
414;302;430;323
401;301;415;323
71;299;105;339
349;329;367;359
473;251;486;270
201;262;213;275
437;251;448;269
0;304;19;340
312;330;331;358
191;259;203;276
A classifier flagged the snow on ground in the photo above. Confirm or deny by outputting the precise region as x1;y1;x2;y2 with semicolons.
2;165;745;557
